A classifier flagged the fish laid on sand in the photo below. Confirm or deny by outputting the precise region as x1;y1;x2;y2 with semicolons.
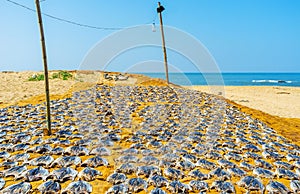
0;81;300;193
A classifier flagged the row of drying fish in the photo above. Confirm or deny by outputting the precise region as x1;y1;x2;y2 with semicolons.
1;84;300;193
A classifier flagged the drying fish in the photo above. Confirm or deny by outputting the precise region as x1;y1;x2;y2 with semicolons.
51;147;65;155
158;160;174;168
30;137;43;145
78;167;102;181
81;156;109;167
196;159;217;170
139;156;160;165
106;173;127;184
115;155;138;163
0;161;18;169
227;167;247;177
189;180;209;192
105;184;128;194
163;167;184;180
273;161;294;170
25;155;54;167
209;168;231;181
175;160;195;170
240;162;254;171
55;130;72;138
254;159;273;169
61;180;92;194
0;151;10;159
1;165;27;179
116;163;137;174
237;176;264;193
127;177;148;193
136;165;161;177
90;147;111;156
17;166;49;181
275;168;299;179
74;138;92;146
224;152;243;161
47;167;78;182
211;180;235;193
218;159;236;168
286;153;300;162
188;169;210;180
0;182;32;194
205;151;222;160
50;156;81;168
37;180;61;194
182;153;197;163
262;150;284;160
65;146;89;156
161;153;180;163
266;181;290;193
149;188;167;194
290;180;300;193
8;143;29;152
148;175;168;188
11;134;31;144
7;153;30;162
0;178;5;190
253;167;275;179
27;144;52;154
167;180;191;193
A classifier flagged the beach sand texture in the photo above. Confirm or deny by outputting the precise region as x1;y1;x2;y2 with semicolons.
0;71;300;193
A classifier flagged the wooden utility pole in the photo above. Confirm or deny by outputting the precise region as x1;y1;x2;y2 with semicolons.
157;2;169;84
35;0;51;135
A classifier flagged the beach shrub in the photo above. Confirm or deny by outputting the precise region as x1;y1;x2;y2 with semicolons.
28;71;73;81
28;74;44;81
52;71;73;80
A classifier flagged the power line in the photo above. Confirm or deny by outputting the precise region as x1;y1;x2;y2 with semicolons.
6;0;124;30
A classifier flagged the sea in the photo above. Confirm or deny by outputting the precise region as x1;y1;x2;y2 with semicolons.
140;73;300;87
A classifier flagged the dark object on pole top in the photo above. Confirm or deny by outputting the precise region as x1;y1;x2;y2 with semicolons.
157;2;165;13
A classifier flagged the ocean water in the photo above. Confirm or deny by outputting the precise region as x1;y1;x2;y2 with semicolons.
140;73;300;87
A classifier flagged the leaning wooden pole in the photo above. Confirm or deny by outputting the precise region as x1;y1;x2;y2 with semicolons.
157;2;169;84
35;0;51;135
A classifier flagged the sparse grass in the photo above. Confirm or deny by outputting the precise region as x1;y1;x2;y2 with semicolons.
28;71;73;81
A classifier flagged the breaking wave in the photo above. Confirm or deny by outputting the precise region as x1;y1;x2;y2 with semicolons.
252;80;292;84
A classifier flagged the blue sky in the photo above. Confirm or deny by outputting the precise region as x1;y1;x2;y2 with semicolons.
0;0;299;72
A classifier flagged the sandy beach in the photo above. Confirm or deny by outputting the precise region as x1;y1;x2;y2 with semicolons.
1;71;300;193
1;71;299;118
186;86;300;119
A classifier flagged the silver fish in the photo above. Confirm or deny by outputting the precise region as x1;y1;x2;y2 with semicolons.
127;177;148;193
266;181;290;193
50;156;81;168
78;167;102;181
1;182;32;194
37;180;61;194
47;167;78;182
18;166;49;182
290;180;300;193
106;173;127;184
61;180;92;194
81;156;109;167
105;184;128;194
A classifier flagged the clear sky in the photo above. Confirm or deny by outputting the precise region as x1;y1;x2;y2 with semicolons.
1;0;299;72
